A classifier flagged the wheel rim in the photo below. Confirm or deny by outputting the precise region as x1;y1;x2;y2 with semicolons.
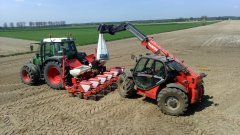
48;66;61;85
22;70;30;82
165;96;180;110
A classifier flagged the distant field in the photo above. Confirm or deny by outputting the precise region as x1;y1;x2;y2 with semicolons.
0;21;218;45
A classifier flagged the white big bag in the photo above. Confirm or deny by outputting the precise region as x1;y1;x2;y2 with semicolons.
96;33;109;61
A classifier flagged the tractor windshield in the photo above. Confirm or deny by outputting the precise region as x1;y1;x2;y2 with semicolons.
54;41;77;56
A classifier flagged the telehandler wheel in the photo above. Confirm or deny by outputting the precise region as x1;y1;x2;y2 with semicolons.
117;74;125;85
197;85;205;101
157;88;189;116
44;61;63;89
201;85;205;97
20;63;39;85
117;76;136;98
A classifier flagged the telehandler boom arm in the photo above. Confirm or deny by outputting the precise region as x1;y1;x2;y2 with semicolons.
98;22;177;63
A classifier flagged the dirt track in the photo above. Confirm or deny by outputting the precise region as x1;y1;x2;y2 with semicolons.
0;21;240;135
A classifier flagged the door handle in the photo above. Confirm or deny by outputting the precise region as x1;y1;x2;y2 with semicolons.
137;73;152;78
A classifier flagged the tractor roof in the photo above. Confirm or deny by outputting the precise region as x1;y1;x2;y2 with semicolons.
43;38;74;43
143;55;173;63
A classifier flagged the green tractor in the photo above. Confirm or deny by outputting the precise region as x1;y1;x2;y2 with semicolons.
20;37;91;89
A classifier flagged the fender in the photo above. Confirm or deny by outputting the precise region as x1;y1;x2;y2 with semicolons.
166;83;187;93
44;56;63;65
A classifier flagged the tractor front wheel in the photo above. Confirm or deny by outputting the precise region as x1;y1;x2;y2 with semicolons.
20;63;40;85
44;61;63;89
157;88;189;116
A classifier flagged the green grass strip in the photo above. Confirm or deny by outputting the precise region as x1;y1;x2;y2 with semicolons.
0;21;219;46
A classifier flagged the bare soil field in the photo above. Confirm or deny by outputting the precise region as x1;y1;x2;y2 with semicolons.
0;21;240;135
0;37;37;56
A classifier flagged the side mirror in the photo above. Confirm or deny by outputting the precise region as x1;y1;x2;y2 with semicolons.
131;54;138;62
131;54;136;60
30;44;33;52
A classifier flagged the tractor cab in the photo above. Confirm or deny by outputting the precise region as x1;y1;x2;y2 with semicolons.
41;38;78;59
132;55;168;90
31;38;79;65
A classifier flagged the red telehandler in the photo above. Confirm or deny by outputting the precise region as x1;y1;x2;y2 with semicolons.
98;22;206;116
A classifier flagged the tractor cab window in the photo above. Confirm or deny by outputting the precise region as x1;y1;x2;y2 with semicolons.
43;42;54;59
133;58;166;90
54;41;77;56
54;43;62;55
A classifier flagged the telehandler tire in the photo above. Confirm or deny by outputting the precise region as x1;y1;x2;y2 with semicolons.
117;75;136;98
157;87;189;116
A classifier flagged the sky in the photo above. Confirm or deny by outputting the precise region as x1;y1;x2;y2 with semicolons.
0;0;240;26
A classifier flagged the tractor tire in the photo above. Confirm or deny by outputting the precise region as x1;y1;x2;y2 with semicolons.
117;74;125;85
44;61;63;89
157;87;189;116
201;85;205;96
200;85;205;101
117;75;136;98
20;63;40;85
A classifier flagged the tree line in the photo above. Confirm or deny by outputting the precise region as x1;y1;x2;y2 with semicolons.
2;21;66;28
1;16;240;29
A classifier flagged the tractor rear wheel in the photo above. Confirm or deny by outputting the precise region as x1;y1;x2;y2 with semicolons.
117;74;136;98
20;63;40;85
157;88;189;116
44;61;63;89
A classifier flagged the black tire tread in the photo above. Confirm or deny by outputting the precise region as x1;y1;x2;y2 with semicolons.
20;63;39;85
118;74;136;98
157;87;189;116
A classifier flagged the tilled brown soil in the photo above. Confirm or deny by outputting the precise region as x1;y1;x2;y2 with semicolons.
0;37;37;56
0;21;240;135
